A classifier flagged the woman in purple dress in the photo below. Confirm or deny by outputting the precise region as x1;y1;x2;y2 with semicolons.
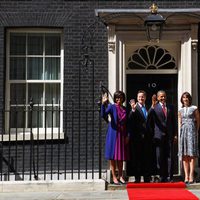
101;91;129;185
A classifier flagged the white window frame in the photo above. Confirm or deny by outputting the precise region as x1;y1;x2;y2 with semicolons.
5;28;64;140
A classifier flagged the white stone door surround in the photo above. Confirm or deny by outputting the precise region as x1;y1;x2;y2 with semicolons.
107;24;198;110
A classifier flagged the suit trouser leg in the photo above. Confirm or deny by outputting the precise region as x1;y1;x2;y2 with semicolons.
143;139;152;182
167;141;174;179
155;138;168;181
134;140;143;182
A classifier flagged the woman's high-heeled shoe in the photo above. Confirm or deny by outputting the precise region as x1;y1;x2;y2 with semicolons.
119;177;126;184
189;180;194;184
189;177;194;184
113;178;120;185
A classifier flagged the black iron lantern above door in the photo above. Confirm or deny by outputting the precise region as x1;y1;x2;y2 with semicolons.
144;3;165;42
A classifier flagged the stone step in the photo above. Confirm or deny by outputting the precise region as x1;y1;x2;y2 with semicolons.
107;182;200;191
106;183;126;190
187;183;200;190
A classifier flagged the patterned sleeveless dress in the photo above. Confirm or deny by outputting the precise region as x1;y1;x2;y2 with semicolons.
178;105;199;159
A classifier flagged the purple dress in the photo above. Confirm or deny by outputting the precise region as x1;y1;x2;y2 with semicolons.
101;103;129;161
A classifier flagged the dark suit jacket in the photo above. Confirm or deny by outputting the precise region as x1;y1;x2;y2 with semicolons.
128;104;151;140
150;103;177;141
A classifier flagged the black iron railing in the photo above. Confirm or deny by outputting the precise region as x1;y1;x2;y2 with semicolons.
0;101;106;181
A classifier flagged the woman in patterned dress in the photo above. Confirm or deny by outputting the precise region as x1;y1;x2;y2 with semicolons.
101;91;129;185
178;92;200;184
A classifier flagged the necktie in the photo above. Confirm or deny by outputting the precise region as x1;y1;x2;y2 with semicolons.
162;104;167;117
142;105;147;119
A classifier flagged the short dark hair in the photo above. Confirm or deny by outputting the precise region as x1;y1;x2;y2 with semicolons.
181;92;192;107
137;90;146;97
113;91;126;103
157;90;166;97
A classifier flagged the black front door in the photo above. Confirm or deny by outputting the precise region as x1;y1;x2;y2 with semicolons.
126;73;178;174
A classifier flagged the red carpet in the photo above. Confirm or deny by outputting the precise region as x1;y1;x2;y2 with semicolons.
127;182;199;200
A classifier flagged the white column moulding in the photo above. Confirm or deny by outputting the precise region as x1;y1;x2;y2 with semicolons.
118;39;125;92
108;25;116;102
191;24;198;106
179;32;192;109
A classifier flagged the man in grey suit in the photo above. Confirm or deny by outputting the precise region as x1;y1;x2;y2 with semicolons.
150;90;177;182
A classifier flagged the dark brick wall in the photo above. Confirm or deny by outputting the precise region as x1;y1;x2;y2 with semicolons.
0;0;199;179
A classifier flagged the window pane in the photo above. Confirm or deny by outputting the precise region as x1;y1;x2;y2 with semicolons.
45;34;60;55
10;57;26;80
45;58;60;80
45;84;60;104
28;83;43;104
10;33;26;55
28;106;43;128
27;34;43;55
46;106;59;127
27;57;43;80
10;106;26;128
10;84;26;104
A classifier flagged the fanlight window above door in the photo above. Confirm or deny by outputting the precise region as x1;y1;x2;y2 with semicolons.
127;45;177;70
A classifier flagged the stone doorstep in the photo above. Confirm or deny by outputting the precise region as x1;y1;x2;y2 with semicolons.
0;179;106;193
107;182;200;190
107;175;200;190
187;183;200;190
107;183;126;191
107;181;200;191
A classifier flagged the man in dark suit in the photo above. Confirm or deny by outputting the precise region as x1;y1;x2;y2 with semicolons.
150;90;177;182
127;90;153;183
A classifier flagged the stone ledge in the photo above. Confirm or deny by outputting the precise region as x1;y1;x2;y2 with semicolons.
187;183;200;190
0;179;106;193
